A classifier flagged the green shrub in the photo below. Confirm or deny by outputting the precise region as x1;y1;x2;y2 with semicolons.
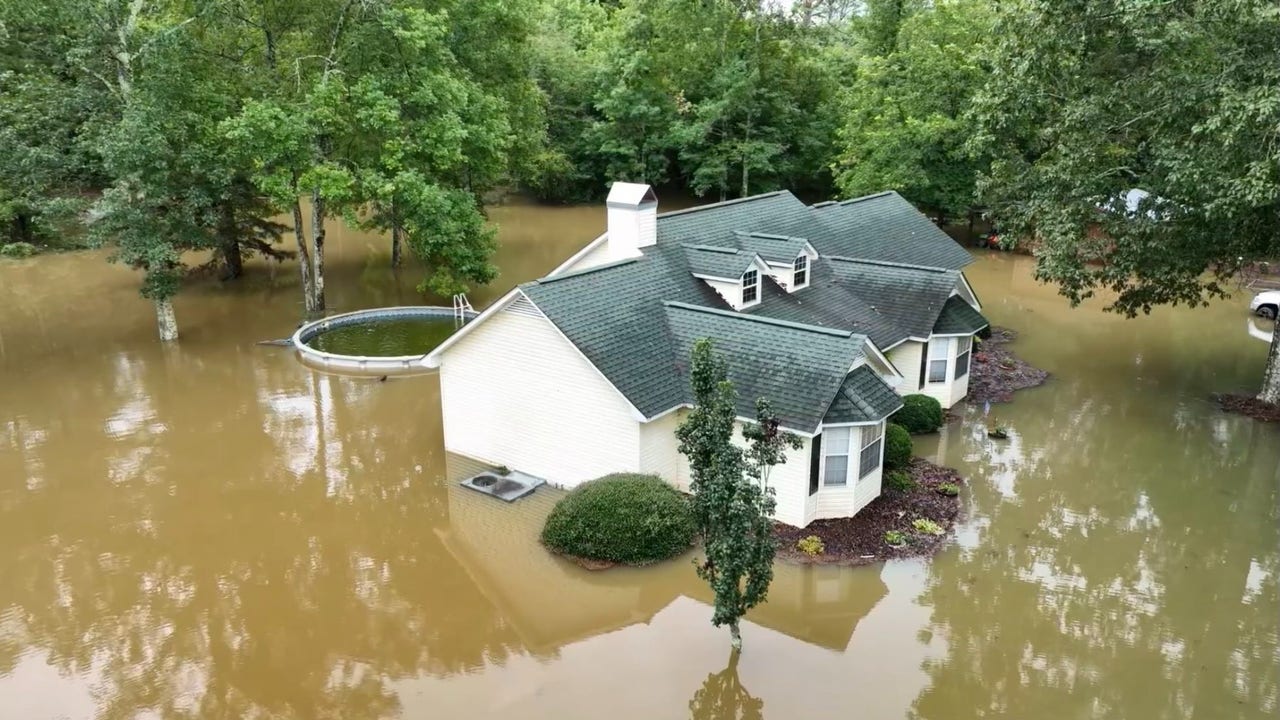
796;535;825;557
885;469;915;493
891;394;944;434
884;423;912;470
884;529;908;546
937;482;960;497
541;473;695;565
0;242;37;258
912;518;945;536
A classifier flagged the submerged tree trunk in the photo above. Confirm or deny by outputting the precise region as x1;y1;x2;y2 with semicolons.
391;223;403;268
291;198;316;314
729;621;742;651
1260;329;1280;406
310;189;326;312
218;203;243;280
155;297;178;342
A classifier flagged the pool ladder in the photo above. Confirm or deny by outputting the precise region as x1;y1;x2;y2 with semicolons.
452;294;474;327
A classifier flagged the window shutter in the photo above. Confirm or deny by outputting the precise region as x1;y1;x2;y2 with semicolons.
918;345;928;388
809;434;822;495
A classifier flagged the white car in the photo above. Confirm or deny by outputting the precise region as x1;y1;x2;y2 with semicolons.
1250;290;1279;320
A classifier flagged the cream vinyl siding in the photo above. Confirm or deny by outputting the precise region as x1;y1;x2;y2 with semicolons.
639;410;689;490
761;430;813;528
887;341;925;395
437;295;641;487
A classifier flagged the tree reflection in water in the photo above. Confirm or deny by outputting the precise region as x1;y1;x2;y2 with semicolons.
688;652;763;720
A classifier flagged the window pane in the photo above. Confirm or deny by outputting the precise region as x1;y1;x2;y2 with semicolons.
823;455;848;486
794;268;807;286
742;270;758;303
859;439;882;478
928;338;949;361
861;423;883;448
824;428;850;454
955;350;970;379
928;359;947;383
958;336;972;353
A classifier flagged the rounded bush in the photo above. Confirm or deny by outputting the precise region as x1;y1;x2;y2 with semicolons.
0;242;37;258
541;473;695;565
884;423;913;470
884;469;916;493
891;394;944;434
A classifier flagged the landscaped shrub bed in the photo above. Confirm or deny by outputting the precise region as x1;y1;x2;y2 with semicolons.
891;394;944;434
773;459;964;566
541;473;696;568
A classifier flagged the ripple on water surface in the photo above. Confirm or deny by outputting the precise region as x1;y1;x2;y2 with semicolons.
305;317;459;356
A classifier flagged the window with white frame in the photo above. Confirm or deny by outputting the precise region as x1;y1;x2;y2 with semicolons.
927;338;949;383
822;427;851;486
954;336;972;379
792;255;808;289
742;269;759;304
859;423;883;478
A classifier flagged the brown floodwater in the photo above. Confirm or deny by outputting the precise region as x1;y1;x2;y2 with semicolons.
1;199;1277;720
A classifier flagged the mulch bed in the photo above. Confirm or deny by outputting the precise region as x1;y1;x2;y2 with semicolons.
967;327;1049;403
773;460;965;567
1212;393;1280;423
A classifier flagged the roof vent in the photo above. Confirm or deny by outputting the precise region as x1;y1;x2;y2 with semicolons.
606;182;658;259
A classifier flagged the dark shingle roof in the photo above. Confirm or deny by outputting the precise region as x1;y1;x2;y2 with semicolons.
826;258;961;342
733;232;810;264
664;303;870;432
822;366;905;425
933;296;991;335
516;190;984;430
682;245;759;279
810;192;974;270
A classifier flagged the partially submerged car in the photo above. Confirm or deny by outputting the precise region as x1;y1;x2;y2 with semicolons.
1250;290;1279;320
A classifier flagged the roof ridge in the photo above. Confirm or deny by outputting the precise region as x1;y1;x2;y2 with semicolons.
657;191;791;219
834;190;896;206
681;243;740;255
664;301;860;338
824;255;953;273
735;231;805;242
534;257;639;284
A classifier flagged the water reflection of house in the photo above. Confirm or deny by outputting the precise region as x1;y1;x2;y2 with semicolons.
440;454;888;656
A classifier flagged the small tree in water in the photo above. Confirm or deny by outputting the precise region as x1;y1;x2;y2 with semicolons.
676;339;801;651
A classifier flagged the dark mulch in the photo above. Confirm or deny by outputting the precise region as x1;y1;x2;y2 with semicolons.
773;460;965;566
1213;393;1280;423
968;327;1049;403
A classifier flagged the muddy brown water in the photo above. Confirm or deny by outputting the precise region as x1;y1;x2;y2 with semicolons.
1;200;1277;719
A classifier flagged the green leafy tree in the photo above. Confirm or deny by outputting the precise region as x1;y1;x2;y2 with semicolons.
676;339;801;651
834;0;993;223
974;0;1280;404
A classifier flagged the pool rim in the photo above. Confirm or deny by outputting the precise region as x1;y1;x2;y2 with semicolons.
290;305;476;376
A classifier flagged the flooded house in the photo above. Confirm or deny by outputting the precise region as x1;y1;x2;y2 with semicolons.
424;183;988;528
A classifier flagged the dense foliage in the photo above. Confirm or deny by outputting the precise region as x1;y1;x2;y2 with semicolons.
540;473;696;564
676;339;801;651
884;423;913;470
891;394;944;435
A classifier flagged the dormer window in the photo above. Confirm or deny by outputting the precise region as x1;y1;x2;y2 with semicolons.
742;269;759;305
793;255;809;289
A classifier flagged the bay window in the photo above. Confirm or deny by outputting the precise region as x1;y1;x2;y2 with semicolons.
927;338;949;383
859;424;883;478
955;336;972;379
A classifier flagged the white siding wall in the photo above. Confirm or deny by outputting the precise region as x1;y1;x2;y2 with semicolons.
702;277;742;308
637;414;813;527
639;410;689;490
438;298;641;487
887;341;925;396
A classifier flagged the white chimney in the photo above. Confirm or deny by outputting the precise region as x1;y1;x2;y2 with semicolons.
606;182;658;259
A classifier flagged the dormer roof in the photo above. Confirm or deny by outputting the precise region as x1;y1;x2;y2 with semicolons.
681;244;766;280
732;232;814;265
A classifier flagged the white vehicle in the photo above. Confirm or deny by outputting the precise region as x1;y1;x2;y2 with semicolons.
1250;290;1279;320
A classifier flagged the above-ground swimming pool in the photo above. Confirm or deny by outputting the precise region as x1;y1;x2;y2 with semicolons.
291;306;476;377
